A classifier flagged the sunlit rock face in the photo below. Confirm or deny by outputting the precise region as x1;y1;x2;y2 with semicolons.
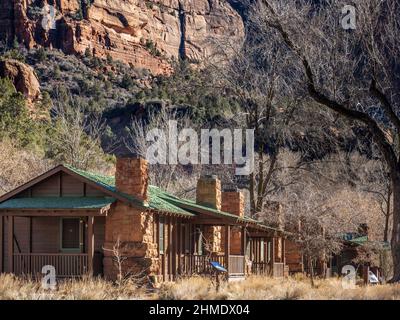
3;0;244;75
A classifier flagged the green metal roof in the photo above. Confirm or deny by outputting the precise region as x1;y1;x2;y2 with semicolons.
0;197;116;210
349;236;368;245
150;186;280;231
6;164;276;229
65;165;194;217
63;165;281;230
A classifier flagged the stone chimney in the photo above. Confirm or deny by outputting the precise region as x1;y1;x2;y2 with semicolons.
196;175;221;210
115;157;148;202
221;186;244;217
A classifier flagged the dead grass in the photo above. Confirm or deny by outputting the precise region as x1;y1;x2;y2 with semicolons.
2;273;400;300
0;274;151;300
158;275;400;300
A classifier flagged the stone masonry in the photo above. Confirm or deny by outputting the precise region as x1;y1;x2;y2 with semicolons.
103;157;158;280
196;175;222;210
115;157;148;202
197;175;223;253
222;190;245;255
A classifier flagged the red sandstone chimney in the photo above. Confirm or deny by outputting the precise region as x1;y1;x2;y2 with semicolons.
196;175;221;210
115;157;148;202
221;186;245;217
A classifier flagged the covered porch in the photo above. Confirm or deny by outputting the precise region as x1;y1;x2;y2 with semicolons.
0;197;112;278
162;215;285;279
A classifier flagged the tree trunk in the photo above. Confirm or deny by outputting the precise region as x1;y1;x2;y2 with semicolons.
390;175;400;282
308;258;315;288
384;211;390;243
384;187;391;242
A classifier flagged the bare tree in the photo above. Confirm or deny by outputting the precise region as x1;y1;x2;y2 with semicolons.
0;139;52;195
102;237;149;286
124;107;202;195
49;96;112;172
250;0;400;281
344;150;393;242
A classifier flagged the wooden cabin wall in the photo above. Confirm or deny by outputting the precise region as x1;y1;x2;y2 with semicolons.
15;172;109;199
32;217;60;253
285;239;304;273
31;175;60;197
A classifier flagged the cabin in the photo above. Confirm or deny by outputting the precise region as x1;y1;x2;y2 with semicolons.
330;225;390;282
0;157;287;282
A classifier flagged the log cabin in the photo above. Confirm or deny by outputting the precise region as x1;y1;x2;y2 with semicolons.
0;157;287;282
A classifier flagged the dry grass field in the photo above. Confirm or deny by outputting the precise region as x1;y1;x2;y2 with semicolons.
1;274;400;300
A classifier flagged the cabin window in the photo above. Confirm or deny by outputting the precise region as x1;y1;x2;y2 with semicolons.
159;217;165;254
61;218;81;251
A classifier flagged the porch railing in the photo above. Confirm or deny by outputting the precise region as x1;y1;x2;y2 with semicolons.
228;255;245;275
179;254;246;276
251;262;271;275
273;262;285;278
179;254;226;275
13;253;89;277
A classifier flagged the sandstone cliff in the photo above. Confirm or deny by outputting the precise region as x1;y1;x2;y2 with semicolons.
1;0;244;74
0;59;41;110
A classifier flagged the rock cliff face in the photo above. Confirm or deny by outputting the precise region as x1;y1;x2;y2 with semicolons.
0;59;41;110
2;0;244;74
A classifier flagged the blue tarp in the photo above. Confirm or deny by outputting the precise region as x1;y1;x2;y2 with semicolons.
210;261;227;273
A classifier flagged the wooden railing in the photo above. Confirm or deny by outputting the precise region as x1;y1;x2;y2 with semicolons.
273;262;285;278
228;255;245;275
13;253;89;277
251;262;271;275
179;254;246;276
179;254;225;275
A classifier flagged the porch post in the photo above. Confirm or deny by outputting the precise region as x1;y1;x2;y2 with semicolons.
29;217;32;272
87;216;94;276
224;224;230;273
271;237;276;276
177;218;182;274
168;216;172;280
0;216;3;272
242;226;246;274
7;216;14;273
172;217;177;280
242;227;246;256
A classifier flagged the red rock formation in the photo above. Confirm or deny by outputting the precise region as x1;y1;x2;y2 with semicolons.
0;59;41;110
2;0;244;75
